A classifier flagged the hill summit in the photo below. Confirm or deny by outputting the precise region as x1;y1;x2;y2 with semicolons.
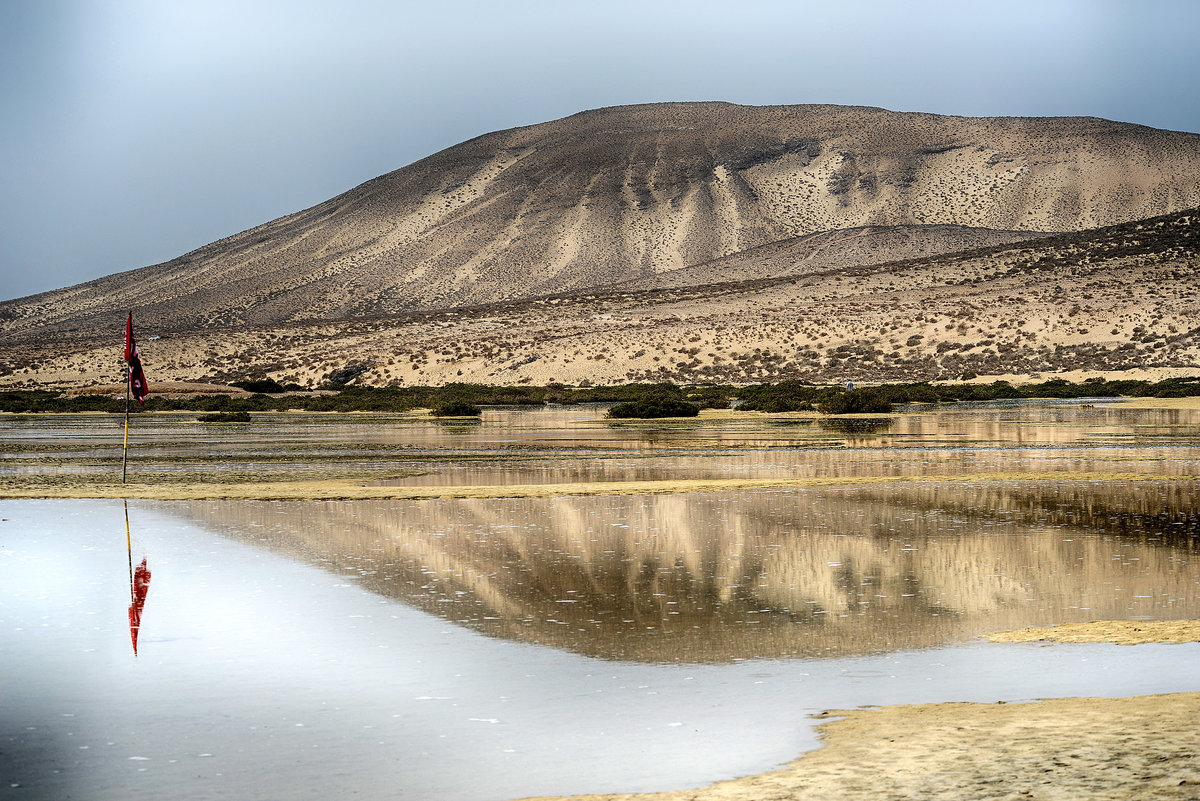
4;102;1200;341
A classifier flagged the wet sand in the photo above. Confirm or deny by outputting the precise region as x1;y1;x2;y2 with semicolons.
518;692;1200;801
985;619;1200;645
520;623;1200;801
519;694;1200;801
1110;396;1200;410
0;470;1186;500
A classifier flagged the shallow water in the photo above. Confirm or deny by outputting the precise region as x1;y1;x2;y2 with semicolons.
3;500;1199;801
2;400;1199;799
175;481;1200;662
3;400;1199;483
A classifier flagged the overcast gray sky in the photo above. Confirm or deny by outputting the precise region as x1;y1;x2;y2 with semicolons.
2;0;1198;301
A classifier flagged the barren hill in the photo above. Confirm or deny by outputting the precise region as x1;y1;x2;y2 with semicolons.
5;206;1197;390
615;224;1052;290
3;102;1200;341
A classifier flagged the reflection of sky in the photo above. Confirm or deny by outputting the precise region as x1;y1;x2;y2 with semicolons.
3;499;1200;800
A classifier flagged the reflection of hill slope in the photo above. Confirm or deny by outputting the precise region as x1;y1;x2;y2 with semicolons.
4;102;1200;340
174;482;1200;663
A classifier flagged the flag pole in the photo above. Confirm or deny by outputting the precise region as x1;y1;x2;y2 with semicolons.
123;364;130;484
122;310;148;484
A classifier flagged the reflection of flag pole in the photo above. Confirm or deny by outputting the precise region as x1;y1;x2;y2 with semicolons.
125;499;134;603
124;499;151;656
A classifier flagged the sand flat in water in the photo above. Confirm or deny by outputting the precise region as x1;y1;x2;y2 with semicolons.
986;619;1200;645
1;470;1192;501
523;622;1200;801
520;692;1200;801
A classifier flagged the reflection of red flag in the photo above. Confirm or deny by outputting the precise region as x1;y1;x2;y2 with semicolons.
124;312;148;404
128;558;151;656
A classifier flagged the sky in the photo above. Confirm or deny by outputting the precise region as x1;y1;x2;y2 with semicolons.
2;0;1198;302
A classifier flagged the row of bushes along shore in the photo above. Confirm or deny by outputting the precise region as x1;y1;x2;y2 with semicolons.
2;376;1198;417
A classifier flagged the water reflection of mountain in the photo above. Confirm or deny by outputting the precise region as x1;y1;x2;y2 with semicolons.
175;480;1200;663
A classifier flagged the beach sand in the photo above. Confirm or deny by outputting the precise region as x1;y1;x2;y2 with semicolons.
519;622;1200;801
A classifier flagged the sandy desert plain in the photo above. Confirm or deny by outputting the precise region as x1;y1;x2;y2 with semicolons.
3;103;1200;800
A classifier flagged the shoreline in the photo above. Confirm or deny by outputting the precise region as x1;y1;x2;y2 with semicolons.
516;691;1200;801
0;470;1190;501
517;621;1200;801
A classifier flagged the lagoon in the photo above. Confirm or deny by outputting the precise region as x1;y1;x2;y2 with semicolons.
2;400;1198;799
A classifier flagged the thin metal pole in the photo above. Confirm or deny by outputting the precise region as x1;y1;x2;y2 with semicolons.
122;370;130;484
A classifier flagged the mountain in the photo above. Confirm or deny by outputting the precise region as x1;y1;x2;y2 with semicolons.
4;102;1200;342
612;223;1053;290
4;205;1196;389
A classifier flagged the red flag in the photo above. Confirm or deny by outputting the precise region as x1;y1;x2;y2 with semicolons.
128;558;151;656
124;312;149;403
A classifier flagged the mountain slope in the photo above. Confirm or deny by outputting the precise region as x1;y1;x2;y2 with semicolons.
3;102;1200;340
4;206;1196;389
613;223;1053;290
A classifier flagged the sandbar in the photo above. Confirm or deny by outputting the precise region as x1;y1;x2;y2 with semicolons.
519;691;1200;801
985;619;1200;645
1106;396;1200;410
519;622;1200;800
0;470;1187;501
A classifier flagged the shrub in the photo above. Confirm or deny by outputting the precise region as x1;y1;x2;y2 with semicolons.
430;399;482;417
685;385;736;409
817;387;895;414
606;399;700;418
736;381;832;411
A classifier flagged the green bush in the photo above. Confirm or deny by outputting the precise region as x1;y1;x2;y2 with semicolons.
430;399;482;417
5;376;1199;418
685;385;736;409
817;387;895;414
736;382;832;411
606;399;700;419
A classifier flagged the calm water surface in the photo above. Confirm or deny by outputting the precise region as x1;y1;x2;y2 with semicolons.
2;400;1199;800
